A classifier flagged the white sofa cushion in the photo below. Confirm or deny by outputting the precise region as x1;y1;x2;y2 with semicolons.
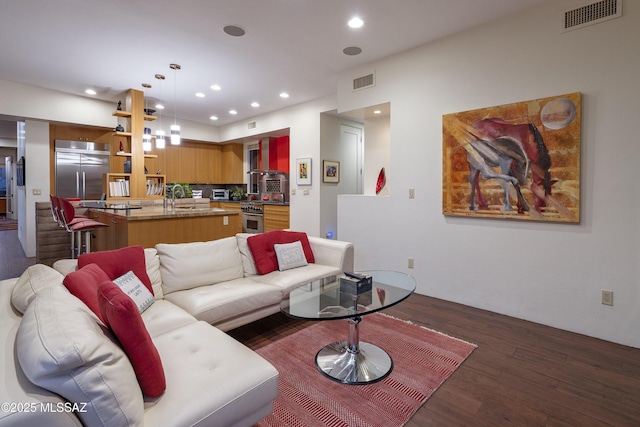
156;237;244;294
1;279;84;427
143;321;279;427
16;286;144;427
141;299;197;338
236;233;258;275
163;277;283;325
144;248;164;299
10;264;65;314
251;263;342;296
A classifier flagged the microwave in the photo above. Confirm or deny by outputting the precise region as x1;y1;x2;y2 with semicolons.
211;189;229;200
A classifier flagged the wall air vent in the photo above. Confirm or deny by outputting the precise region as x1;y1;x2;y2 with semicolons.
353;72;375;91
247;121;257;130
562;0;622;32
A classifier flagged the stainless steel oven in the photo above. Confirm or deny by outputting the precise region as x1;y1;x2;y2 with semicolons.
241;202;264;234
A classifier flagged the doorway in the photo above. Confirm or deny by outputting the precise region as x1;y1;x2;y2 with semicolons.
340;125;364;195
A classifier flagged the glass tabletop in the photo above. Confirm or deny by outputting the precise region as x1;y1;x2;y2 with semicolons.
281;270;416;321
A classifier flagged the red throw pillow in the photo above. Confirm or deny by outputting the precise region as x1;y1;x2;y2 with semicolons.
63;263;111;323
79;246;154;295
98;281;166;398
247;230;315;275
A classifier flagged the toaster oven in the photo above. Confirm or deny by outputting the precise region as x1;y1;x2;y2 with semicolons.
211;189;229;200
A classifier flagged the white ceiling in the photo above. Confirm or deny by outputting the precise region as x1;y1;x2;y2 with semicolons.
0;0;547;129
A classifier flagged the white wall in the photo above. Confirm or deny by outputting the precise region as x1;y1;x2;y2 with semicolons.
337;0;640;348
363;115;390;196
18;120;50;256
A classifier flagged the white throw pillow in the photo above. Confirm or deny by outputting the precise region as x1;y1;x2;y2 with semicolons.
10;264;65;314
16;286;144;427
113;271;155;313
274;241;309;271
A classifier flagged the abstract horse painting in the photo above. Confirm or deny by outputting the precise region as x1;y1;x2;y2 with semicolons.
442;93;581;223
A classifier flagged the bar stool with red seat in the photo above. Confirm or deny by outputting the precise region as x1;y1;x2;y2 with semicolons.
57;196;107;258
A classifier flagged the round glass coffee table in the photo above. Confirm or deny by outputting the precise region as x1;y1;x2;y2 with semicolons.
280;270;416;385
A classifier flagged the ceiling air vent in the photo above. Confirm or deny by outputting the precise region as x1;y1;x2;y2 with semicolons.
353;72;375;91
247;121;257;130
562;0;622;32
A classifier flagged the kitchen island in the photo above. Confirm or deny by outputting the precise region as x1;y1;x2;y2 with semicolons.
85;205;241;251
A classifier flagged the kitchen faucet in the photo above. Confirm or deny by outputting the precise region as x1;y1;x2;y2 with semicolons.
170;183;185;211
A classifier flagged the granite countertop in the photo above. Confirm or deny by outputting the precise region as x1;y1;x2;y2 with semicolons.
89;205;239;221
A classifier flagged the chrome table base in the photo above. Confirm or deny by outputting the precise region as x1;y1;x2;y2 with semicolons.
315;316;393;384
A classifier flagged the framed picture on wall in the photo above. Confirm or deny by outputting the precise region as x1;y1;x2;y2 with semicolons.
323;160;340;183
296;157;312;185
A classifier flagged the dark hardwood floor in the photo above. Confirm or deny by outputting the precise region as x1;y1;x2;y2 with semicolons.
230;294;640;427
0;230;36;281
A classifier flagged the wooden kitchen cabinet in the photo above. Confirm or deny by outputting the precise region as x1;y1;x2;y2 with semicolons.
219;202;241;213
52;125;111;143
88;210;127;251
263;204;290;232
221;143;244;184
195;143;221;184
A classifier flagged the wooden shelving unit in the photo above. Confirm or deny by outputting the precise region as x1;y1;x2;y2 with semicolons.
108;89;164;200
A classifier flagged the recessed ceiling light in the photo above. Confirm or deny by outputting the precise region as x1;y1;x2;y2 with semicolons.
251;102;260;108
195;92;205;98
210;84;221;91
343;46;362;56
85;89;96;95
223;25;245;37
210;116;218;121
279;92;290;99
155;103;165;110
229;109;238;115
348;17;364;28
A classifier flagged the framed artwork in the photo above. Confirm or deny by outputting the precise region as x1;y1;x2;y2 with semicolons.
442;92;581;223
296;157;312;185
323;160;340;183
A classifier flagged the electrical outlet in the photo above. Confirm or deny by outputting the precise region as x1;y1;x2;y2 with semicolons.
408;257;414;269
601;290;613;306
409;188;415;199
303;188;310;195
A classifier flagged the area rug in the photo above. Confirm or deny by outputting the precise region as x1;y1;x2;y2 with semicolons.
0;219;18;231
255;312;476;427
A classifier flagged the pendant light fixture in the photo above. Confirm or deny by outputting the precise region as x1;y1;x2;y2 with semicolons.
169;63;181;145
142;83;152;152
154;74;166;149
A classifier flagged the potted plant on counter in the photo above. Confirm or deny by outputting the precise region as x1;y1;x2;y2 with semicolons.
231;186;245;201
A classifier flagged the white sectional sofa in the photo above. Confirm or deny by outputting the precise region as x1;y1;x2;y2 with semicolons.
0;232;354;427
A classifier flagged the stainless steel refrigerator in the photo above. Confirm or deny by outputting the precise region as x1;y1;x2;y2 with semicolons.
55;140;110;200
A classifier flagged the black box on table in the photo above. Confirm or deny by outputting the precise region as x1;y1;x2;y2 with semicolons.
339;272;372;295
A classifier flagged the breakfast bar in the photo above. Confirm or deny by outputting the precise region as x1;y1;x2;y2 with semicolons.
85;204;242;251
